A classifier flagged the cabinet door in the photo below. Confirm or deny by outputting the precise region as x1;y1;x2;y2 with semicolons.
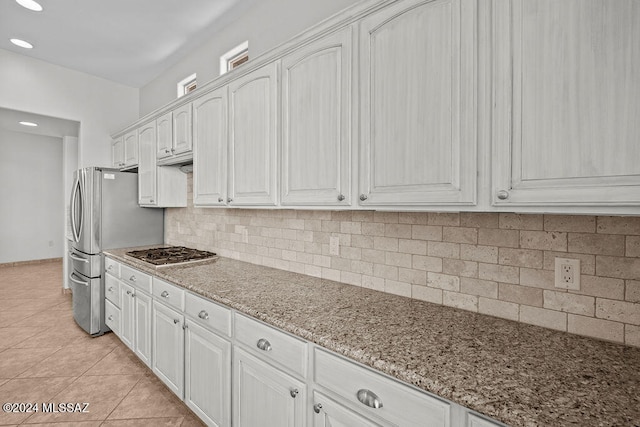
152;300;185;398
233;348;306;427
359;0;476;206
138;121;157;206
157;112;173;159
173;103;193;155
193;87;228;206
492;0;640;208
119;282;135;350
312;392;382;427
228;63;278;206
112;137;124;168
123;130;138;167
185;320;231;427
281;27;352;206
133;291;152;367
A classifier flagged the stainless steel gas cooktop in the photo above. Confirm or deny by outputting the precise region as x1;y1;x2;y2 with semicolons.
125;246;217;268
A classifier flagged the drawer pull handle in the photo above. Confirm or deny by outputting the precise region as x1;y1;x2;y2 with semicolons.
161;291;169;298
357;389;383;409
290;388;299;398
129;275;136;282
198;310;209;320
313;403;323;414
256;338;272;352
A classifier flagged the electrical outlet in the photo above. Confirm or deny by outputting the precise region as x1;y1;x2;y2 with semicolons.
329;236;340;256
554;257;580;290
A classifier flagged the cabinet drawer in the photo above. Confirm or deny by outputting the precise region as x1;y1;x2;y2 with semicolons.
185;292;231;337
105;257;120;278
121;265;152;294
105;299;120;336
153;278;185;311
234;313;307;378
314;348;450;427
105;273;120;307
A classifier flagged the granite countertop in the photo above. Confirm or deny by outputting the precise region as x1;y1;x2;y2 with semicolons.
105;248;640;427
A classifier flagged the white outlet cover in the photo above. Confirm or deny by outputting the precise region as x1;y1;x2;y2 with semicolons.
554;257;580;290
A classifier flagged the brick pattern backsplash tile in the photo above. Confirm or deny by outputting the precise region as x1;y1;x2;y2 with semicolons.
165;175;640;347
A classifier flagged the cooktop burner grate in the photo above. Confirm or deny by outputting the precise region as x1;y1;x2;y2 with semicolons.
125;246;217;266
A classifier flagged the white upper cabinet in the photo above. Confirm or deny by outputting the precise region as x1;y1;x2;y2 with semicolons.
112;137;124;169
281;27;353;207
173;103;193;156
359;0;477;207
157;112;173;160
492;0;640;208
228;63;278;206
193;87;228;207
123;130;139;168
138;121;157;206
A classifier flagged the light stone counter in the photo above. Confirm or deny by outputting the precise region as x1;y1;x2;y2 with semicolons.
105;248;640;427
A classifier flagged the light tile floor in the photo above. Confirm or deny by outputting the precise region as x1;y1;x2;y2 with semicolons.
0;261;205;426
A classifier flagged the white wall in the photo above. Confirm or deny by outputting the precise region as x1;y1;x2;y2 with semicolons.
139;0;360;115
0;130;64;263
0;48;139;169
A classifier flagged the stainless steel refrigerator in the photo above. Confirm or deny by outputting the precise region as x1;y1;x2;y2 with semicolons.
68;167;164;336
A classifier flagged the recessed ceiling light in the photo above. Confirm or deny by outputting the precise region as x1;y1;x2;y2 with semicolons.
16;0;43;12
19;121;38;127
10;38;33;49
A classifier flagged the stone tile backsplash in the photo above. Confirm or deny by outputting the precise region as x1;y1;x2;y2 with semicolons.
166;175;640;347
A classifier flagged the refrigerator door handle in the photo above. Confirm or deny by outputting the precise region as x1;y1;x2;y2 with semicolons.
70;175;80;243
69;272;89;287
68;252;89;263
77;169;85;242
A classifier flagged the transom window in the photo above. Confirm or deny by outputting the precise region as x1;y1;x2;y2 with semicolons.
177;73;197;98
220;41;249;75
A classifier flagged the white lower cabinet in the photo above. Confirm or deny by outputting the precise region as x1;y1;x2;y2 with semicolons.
152;300;185;398
184;319;231;427
312;391;383;427
233;347;306;427
119;282;135;350
105;258;505;427
133;291;152;367
314;348;450;427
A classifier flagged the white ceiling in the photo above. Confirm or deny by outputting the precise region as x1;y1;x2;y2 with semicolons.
0;107;79;138
0;0;257;88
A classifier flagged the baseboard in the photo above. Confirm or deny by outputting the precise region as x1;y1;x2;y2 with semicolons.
0;257;63;269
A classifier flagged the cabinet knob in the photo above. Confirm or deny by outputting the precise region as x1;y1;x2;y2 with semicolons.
108;287;114;292
290;388;299;398
227;197;233;203
497;190;510;200
337;194;345;202
183;324;189;330
126;290;132;295
150;199;154;203
313;403;323;414
256;338;272;351
165;149;171;154
129;275;137;282
198;310;209;320
173;319;180;324
171;148;175;153
161;290;169;298
218;197;224;203
357;389;383;409
108;315;113;321
107;265;113;270
359;194;368;201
